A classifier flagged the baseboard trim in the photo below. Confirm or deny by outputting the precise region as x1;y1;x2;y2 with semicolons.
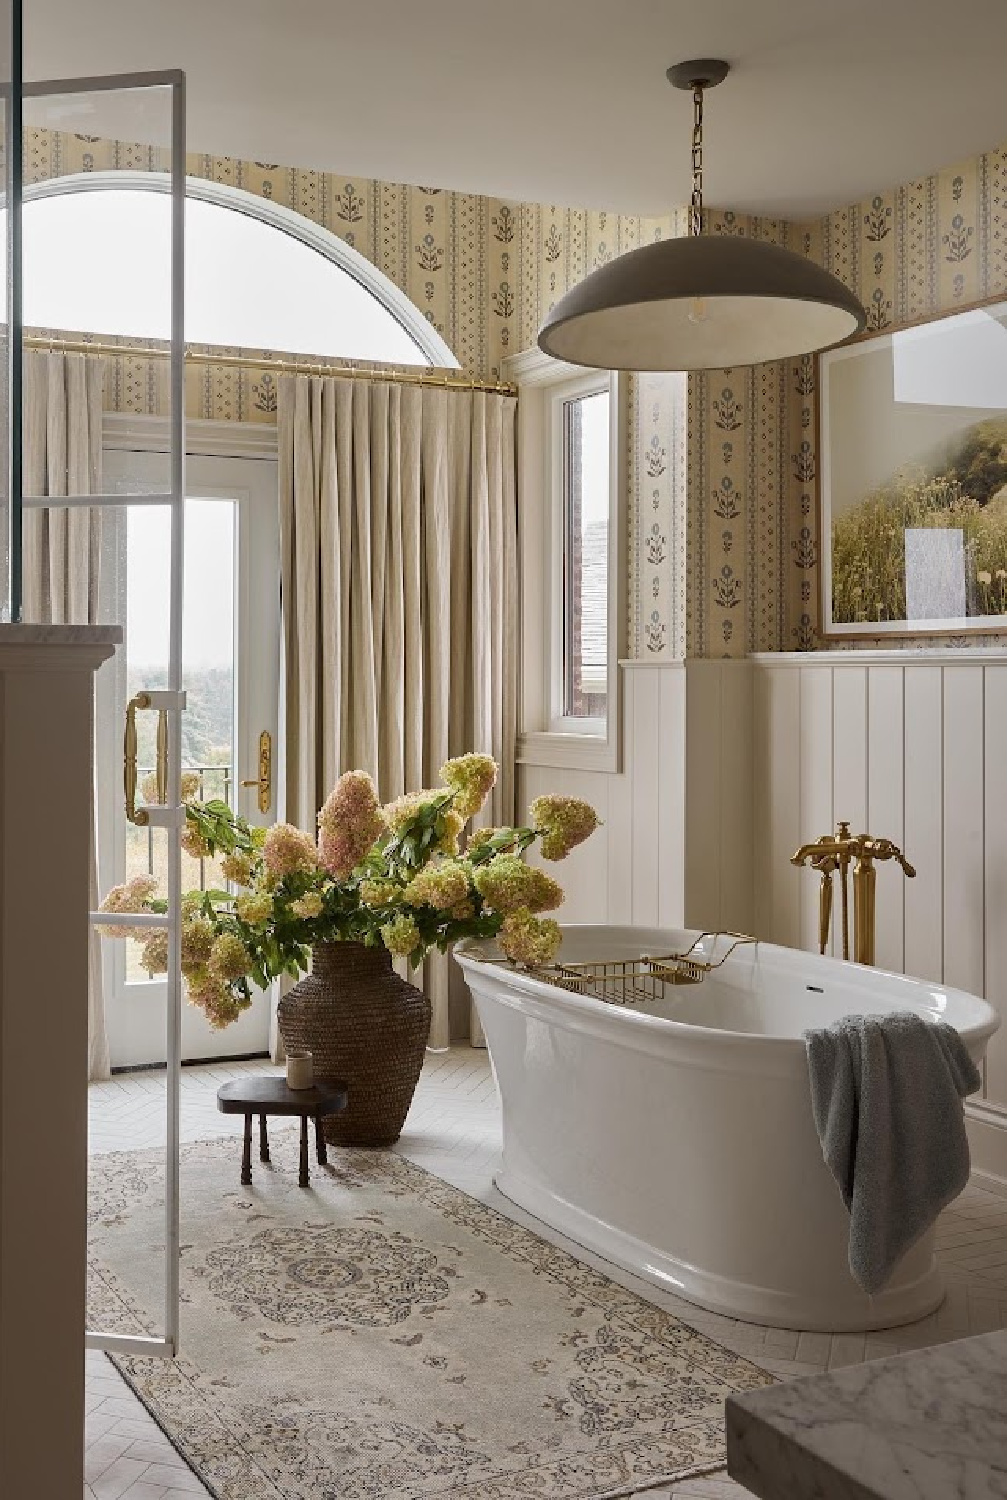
110;1050;270;1076
966;1099;1007;1188
971;1166;1008;1198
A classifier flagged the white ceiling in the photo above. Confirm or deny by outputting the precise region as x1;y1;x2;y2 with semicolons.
24;0;1008;217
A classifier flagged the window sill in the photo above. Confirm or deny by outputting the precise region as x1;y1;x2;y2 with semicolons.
517;729;620;774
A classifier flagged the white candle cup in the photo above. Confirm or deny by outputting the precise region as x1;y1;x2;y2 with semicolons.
286;1050;313;1090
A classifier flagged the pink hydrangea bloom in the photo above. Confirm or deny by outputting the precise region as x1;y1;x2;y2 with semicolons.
318;770;386;880
97;874;159;939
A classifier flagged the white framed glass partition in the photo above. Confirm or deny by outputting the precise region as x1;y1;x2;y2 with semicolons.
17;70;186;1361
2;0;23;625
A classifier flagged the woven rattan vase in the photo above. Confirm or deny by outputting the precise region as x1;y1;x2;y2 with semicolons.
277;941;431;1147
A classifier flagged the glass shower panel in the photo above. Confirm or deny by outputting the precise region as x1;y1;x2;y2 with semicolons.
90;495;173;1339
20;82;176;500
0;0;19;622
18;75;185;1355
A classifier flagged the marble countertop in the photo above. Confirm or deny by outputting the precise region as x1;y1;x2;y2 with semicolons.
0;624;122;645
726;1332;1006;1500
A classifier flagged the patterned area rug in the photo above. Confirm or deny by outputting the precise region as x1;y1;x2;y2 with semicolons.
88;1136;771;1499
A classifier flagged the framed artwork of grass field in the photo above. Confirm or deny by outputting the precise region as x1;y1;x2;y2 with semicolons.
820;299;1007;637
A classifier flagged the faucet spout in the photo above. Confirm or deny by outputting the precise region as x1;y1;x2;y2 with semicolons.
791;837;845;868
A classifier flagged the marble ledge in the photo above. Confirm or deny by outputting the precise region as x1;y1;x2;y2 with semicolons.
0;623;121;670
725;1331;1006;1500
0;624;122;646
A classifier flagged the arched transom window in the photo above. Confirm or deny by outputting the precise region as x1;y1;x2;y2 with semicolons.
14;172;458;367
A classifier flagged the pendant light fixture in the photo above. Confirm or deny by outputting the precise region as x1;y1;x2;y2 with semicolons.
537;60;865;370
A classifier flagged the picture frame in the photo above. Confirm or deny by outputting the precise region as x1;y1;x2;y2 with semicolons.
819;297;1007;638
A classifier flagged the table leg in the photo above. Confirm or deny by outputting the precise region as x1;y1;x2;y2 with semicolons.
241;1114;252;1186
315;1114;328;1166
299;1114;309;1188
259;1113;270;1163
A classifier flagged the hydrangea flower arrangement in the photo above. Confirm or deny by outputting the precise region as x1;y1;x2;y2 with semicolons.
99;755;599;1030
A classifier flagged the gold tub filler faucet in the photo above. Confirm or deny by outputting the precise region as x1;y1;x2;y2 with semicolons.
791;823;916;966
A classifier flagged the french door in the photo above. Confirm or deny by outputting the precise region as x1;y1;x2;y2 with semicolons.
97;446;280;1068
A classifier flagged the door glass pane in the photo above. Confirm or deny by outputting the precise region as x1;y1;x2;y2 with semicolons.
124;498;235;982
0;0;15;621
20;84;176;501
563;389;609;719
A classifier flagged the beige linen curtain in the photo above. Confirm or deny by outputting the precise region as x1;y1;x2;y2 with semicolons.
22;350;109;1080
278;374;518;1050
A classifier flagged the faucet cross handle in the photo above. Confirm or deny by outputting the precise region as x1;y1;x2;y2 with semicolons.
861;836;916;879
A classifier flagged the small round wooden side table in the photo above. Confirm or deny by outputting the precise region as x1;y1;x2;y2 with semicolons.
217;1077;349;1189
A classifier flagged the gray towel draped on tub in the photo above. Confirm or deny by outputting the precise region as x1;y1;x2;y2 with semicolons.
804;1012;982;1295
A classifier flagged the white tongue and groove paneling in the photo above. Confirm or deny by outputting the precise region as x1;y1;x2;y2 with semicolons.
656;664;687;928
629;662;662;929
717;660;755;934
683;660;723;929
943;665;986;1000
518;651;1006;1175
518;664;688;932
798;665;834;956
751;650;1006;1181
903;666;945;986
867;665;905;976
831;664;868;960
984;663;1007;1109
766;665;803;950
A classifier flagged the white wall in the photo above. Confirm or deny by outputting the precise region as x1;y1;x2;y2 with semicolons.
518;650;1007;1182
519;663;685;929
751;649;1006;1181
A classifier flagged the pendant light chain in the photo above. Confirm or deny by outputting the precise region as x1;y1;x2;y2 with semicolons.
690;83;704;237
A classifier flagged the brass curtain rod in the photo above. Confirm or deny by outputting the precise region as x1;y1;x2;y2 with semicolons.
22;334;518;397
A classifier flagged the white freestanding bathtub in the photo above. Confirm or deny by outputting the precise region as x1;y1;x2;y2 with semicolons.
456;926;998;1333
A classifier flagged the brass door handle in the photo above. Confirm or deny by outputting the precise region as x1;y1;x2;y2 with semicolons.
124;693;168;826
240;731;272;814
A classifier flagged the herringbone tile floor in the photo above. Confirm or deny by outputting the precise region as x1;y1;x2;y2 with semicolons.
85;1047;1006;1500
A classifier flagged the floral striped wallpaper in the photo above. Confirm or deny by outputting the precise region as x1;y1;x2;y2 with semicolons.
22;129;686;656
21;131;1006;658
23;130;680;387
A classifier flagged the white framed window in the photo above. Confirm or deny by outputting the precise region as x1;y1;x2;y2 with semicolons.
506;347;626;773
15;172;460;368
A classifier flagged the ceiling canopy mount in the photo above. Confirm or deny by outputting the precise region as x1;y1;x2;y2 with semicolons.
664;58;730;92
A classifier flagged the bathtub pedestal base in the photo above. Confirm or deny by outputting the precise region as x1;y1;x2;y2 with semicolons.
494;1167;947;1334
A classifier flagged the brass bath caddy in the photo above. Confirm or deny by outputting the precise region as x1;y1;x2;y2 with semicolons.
525;932;758;1007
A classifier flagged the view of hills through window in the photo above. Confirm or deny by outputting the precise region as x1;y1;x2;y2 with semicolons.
125;500;235;977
